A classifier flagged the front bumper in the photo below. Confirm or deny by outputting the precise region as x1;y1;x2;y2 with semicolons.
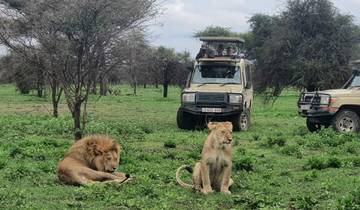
297;92;338;118
298;105;335;117
180;103;242;117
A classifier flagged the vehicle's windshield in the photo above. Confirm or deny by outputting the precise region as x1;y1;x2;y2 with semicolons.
348;72;360;88
191;65;241;84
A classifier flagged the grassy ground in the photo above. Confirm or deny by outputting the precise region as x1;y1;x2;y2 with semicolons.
0;84;360;210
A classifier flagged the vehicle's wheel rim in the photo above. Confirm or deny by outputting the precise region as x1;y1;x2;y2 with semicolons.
338;117;355;132
240;113;248;130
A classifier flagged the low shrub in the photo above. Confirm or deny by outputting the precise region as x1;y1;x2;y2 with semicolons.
234;156;255;172
264;136;286;147
304;156;328;170
303;129;358;149
163;141;176;148
337;188;360;210
304;156;342;170
291;195;319;210
327;157;342;168
279;145;302;158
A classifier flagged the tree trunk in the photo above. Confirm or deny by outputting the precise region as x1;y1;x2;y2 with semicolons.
37;88;43;98
90;69;97;95
163;82;168;98
73;102;82;141
155;79;159;88
50;78;62;118
91;80;97;95
53;101;59;118
143;83;146;88
133;82;137;96
100;75;108;96
51;85;59;118
36;68;44;97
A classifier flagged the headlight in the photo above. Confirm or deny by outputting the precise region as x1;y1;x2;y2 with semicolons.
182;93;195;103
319;95;330;105
229;94;243;104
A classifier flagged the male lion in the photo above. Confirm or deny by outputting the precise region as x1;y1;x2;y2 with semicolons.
176;121;234;195
57;135;130;185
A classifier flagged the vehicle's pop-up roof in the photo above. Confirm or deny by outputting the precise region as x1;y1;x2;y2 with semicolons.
351;60;360;72
197;37;245;60
199;36;245;44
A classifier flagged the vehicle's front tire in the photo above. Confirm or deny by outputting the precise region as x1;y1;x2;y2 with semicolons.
331;109;360;133
177;109;196;130
233;109;251;131
306;118;322;132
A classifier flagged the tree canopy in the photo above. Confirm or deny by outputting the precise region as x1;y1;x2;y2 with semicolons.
249;0;360;98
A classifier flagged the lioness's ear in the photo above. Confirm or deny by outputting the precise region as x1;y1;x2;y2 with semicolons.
224;121;233;131
87;140;103;156
207;122;217;130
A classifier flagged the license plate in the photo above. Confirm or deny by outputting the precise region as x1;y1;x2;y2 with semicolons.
300;105;311;110
201;108;223;113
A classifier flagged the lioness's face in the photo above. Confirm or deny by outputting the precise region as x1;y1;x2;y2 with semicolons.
94;150;120;173
208;122;233;145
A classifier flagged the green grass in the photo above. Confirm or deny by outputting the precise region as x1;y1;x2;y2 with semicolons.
0;84;360;209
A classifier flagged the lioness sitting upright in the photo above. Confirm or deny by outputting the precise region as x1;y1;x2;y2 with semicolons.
57;135;130;185
176;121;234;195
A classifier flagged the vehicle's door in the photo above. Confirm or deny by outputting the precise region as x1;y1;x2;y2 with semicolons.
243;63;253;110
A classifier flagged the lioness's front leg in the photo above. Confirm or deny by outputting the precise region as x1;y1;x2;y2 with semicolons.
200;160;213;194
220;164;232;194
192;162;202;191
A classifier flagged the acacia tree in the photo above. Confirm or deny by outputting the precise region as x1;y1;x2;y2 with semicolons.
249;0;360;98
0;0;159;140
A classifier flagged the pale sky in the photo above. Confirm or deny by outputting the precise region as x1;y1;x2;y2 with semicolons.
1;0;359;57
148;0;360;56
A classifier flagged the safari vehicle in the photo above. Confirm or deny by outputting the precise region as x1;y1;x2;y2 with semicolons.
298;60;360;133
176;37;254;131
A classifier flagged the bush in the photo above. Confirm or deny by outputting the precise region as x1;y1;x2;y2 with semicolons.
304;156;327;170
264;136;286;147
340;141;360;155
343;157;360;167
251;134;261;141
337;188;360;210
303;129;358;149
292;195;318;210
293;126;309;137
163;141;176;148
280;145;302;158
327;157;342;168
234;156;255;172
304;156;342;170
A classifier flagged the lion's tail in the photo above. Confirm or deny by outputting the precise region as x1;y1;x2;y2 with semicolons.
176;165;194;188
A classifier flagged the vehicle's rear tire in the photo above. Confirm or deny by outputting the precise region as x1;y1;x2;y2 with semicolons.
306;118;322;132
331;109;360;133
232;109;251;131
177;109;196;130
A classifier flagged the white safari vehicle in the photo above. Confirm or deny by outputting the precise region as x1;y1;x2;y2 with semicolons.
298;60;360;133
177;37;254;131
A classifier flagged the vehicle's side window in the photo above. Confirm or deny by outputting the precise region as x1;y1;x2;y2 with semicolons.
245;64;252;88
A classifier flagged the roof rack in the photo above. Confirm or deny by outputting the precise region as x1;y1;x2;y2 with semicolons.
352;59;360;64
199;36;245;43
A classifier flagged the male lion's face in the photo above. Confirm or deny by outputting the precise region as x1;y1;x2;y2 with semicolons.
208;121;233;145
94;149;120;173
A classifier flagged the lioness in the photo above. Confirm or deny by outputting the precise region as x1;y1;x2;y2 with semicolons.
57;135;130;185
176;121;234;194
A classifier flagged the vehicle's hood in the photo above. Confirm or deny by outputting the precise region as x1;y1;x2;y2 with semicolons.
184;84;243;93
316;89;360;97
